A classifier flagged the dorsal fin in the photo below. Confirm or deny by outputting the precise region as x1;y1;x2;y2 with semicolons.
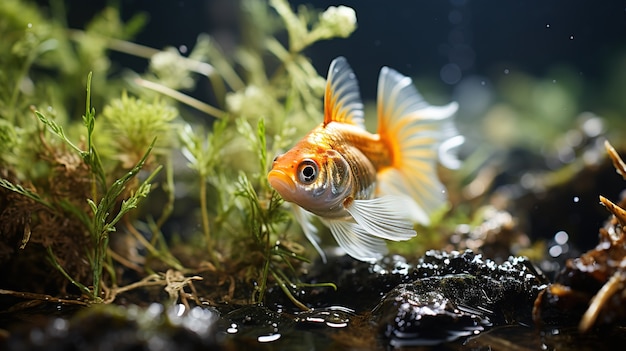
323;57;365;128
375;66;461;221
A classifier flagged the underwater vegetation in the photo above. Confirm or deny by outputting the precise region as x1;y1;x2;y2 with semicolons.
2;0;626;350
0;0;359;308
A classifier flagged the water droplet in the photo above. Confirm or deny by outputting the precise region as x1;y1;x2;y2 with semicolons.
258;333;281;342
480;81;486;86
569;35;574;40
27;23;33;28
169;303;183;317
504;68;510;74
227;323;238;334
546;24;550;28
573;196;580;203
179;45;188;54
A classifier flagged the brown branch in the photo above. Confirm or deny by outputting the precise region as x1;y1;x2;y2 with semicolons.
605;140;626;180
0;289;89;307
599;195;626;228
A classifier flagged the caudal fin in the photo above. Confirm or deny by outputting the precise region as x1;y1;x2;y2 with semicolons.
375;67;461;223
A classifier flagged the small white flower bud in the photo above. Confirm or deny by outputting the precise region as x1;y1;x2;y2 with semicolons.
319;5;357;38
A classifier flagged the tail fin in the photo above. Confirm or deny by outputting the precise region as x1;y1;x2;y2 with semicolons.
375;67;461;224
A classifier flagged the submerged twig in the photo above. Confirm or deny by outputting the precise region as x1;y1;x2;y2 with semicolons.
0;289;89;307
605;140;626;180
579;270;626;332
599;195;626;228
164;269;203;306
101;273;164;304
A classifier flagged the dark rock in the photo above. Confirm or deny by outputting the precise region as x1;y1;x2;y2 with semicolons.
373;250;548;346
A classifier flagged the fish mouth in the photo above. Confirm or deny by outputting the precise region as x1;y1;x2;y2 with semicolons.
268;169;297;200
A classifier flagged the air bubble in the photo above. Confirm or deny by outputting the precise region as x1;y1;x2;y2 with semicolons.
554;231;569;245
549;245;562;257
440;63;462;85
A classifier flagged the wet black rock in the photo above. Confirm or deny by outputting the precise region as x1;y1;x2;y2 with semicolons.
372;281;488;347
4;303;221;351
372;250;549;346
265;253;413;313
413;250;550;324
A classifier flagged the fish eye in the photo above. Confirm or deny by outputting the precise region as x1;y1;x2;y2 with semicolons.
297;159;319;184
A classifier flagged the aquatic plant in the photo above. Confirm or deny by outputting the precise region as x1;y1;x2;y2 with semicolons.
169;0;356;306
38;74;162;301
0;1;183;302
0;0;356;308
1;73;166;302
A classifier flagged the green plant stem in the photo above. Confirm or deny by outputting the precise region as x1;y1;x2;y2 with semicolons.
91;228;109;300
135;77;227;119
146;218;184;270
256;234;272;304
270;270;309;311
199;177;219;265
89;141;159;299
0;179;53;209
155;160;175;229
46;246;95;300
125;218;184;271
67;30;217;78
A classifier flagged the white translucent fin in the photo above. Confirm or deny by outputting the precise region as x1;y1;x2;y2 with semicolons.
291;204;327;263
439;135;465;170
376;66;461;219
323;57;365;128
320;218;387;263
345;196;419;241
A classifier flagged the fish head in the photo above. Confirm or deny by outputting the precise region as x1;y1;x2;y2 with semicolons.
268;145;352;216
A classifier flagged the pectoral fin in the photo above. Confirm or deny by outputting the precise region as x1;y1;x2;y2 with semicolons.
320;218;387;262
291;204;327;263
344;196;419;241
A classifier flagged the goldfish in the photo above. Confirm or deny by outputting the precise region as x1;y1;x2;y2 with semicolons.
268;57;462;262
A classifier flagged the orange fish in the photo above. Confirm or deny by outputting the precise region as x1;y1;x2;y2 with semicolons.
268;57;462;262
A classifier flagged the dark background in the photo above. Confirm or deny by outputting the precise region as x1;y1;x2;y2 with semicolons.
58;0;626;101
